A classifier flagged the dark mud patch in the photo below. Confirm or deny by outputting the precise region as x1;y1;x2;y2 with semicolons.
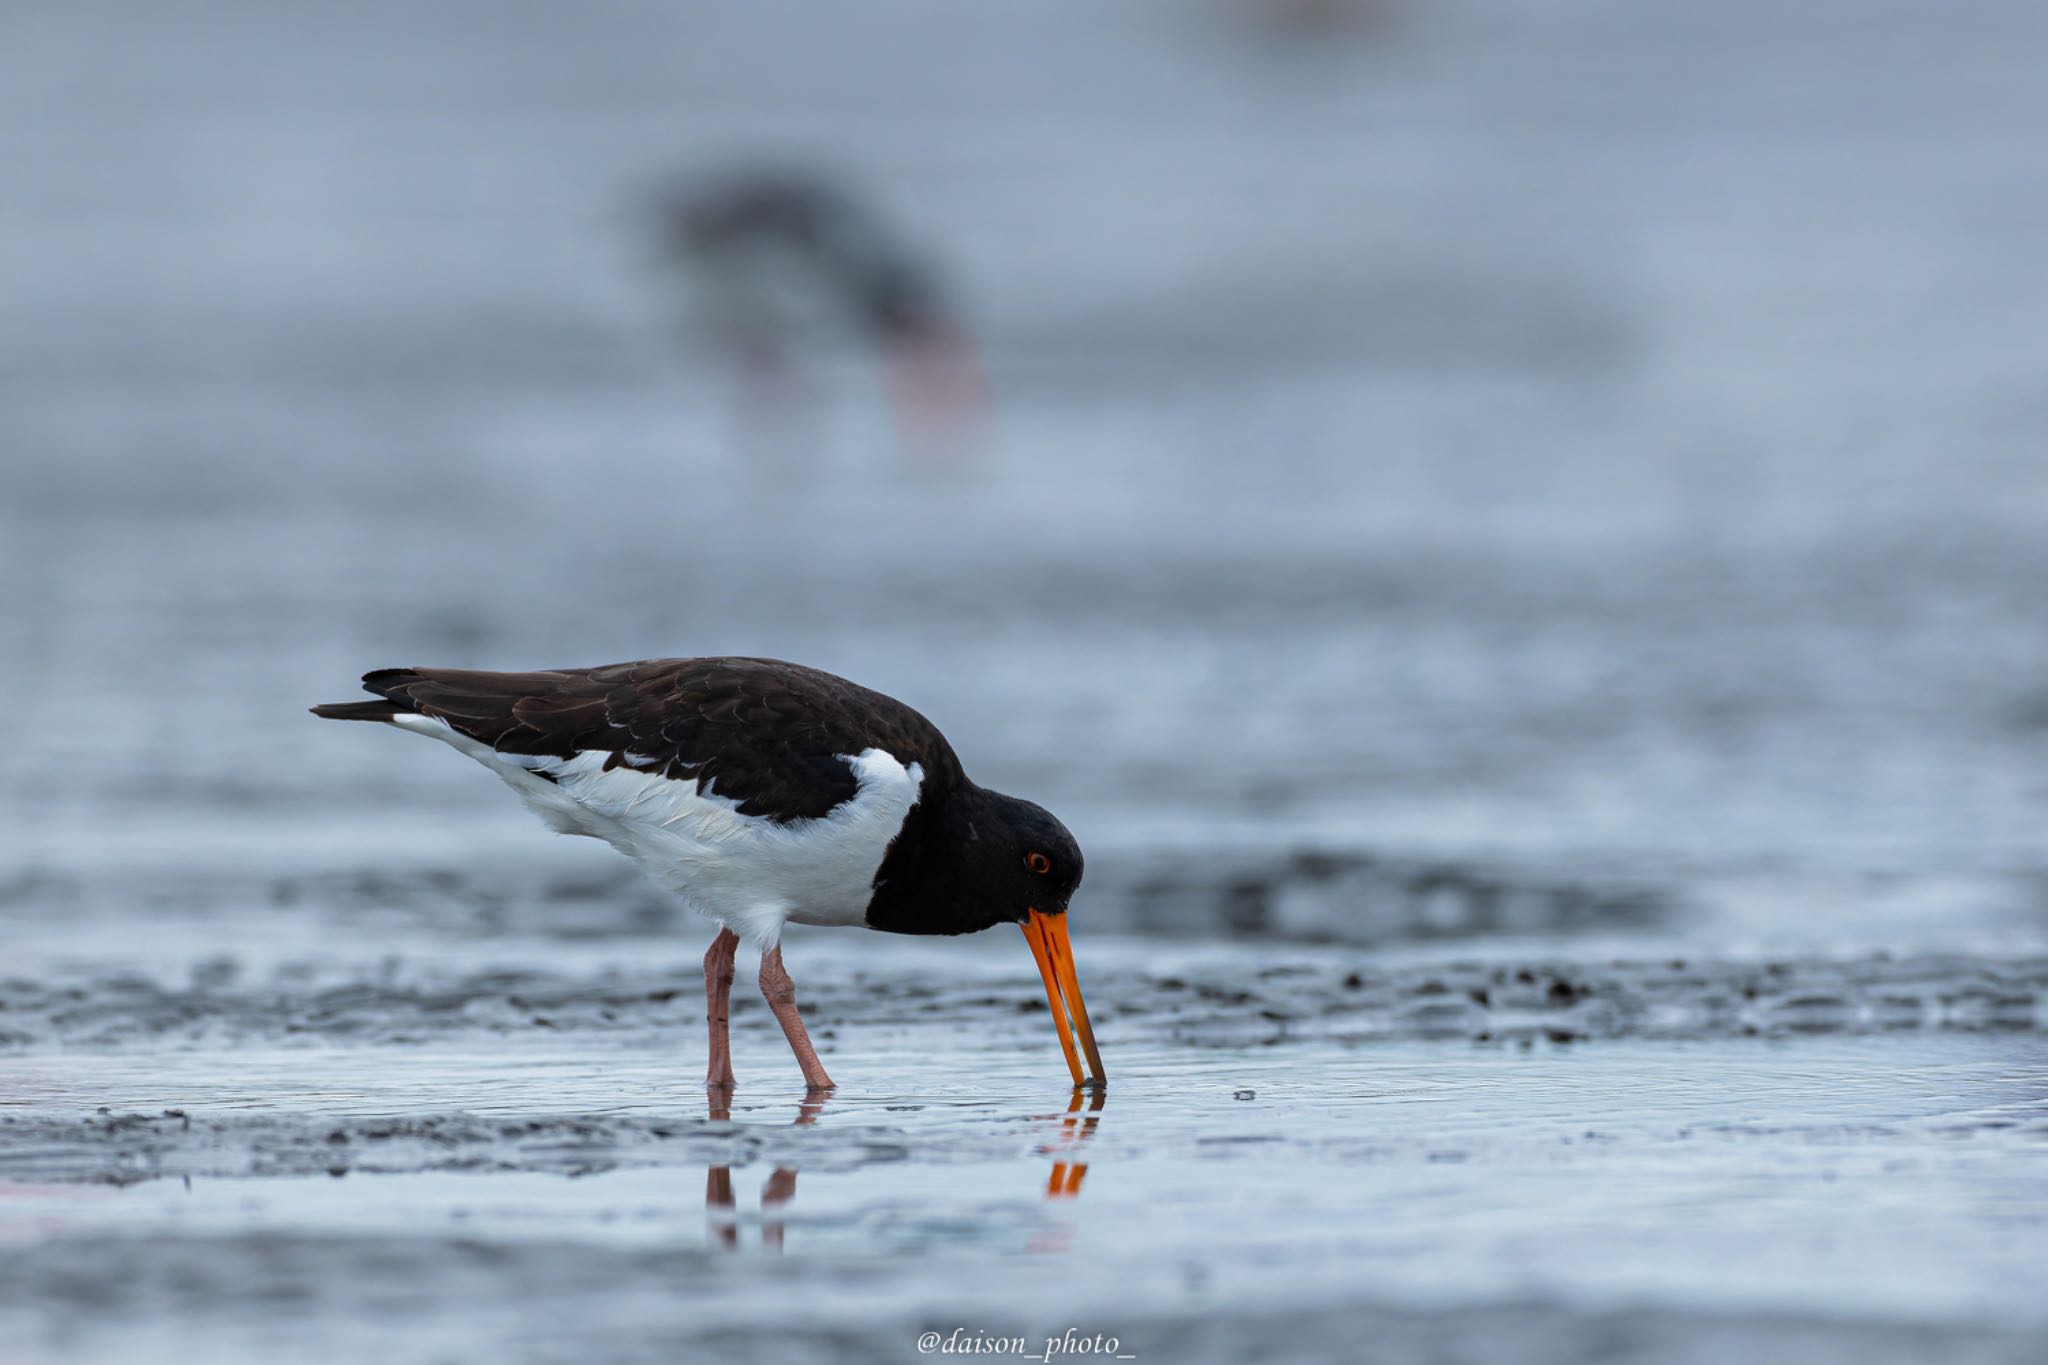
1158;953;2048;1047
1118;848;1672;943
0;1109;920;1186
5;953;2039;1054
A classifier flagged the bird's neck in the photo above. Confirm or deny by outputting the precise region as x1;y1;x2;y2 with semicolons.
863;782;1014;938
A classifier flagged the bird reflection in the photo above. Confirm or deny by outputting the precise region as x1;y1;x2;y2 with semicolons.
703;1087;1108;1252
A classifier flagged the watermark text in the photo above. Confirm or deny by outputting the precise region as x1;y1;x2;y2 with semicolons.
917;1328;1133;1360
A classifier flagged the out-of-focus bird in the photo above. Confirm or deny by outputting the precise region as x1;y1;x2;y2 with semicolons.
313;657;1103;1094
657;170;984;442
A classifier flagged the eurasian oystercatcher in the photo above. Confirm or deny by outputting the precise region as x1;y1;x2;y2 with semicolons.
312;658;1103;1092
657;170;983;434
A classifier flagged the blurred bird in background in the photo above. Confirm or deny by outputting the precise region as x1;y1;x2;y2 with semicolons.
655;168;985;460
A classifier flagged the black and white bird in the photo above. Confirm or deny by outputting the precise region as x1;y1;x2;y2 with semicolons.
312;658;1103;1093
657;170;983;437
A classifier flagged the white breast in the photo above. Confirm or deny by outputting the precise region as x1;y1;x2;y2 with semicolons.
387;715;922;945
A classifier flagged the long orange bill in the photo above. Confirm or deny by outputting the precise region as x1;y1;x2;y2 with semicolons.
1021;909;1107;1089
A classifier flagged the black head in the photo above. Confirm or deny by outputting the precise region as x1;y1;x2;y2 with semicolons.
866;787;1079;937
981;793;1084;922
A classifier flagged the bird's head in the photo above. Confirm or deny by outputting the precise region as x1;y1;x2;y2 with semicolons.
990;796;1085;919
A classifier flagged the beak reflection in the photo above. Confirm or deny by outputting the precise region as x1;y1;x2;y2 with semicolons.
1042;1086;1106;1198
1021;909;1107;1089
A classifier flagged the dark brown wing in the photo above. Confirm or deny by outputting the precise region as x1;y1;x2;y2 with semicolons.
333;657;960;823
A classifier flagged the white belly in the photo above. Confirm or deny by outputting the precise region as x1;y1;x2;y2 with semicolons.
388;715;922;945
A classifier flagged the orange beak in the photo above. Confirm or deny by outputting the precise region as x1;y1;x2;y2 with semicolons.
1021;909;1106;1089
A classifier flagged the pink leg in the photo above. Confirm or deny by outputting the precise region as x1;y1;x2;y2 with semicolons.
759;944;835;1092
703;927;740;1091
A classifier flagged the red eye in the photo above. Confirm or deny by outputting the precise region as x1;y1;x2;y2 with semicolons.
1026;852;1052;875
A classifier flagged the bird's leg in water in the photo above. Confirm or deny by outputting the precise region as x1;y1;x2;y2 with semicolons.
759;943;835;1092
703;927;740;1091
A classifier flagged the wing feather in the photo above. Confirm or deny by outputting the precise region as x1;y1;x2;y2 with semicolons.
352;657;957;822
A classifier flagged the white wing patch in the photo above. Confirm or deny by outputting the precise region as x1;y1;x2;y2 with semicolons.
386;715;922;945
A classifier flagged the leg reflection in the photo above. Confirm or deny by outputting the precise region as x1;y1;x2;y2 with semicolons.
705;1092;824;1252
704;1164;739;1249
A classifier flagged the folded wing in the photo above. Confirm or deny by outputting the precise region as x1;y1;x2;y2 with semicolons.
332;656;957;823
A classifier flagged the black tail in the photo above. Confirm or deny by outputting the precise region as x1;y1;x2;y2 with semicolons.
312;668;432;721
309;699;408;721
